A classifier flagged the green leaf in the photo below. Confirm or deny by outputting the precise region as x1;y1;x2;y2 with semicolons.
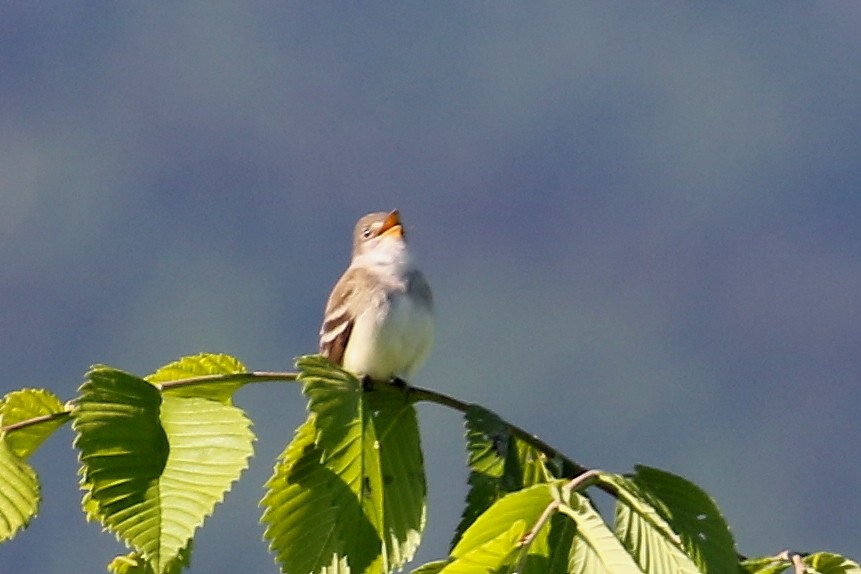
300;355;385;573
108;553;152;574
450;478;575;574
452;483;554;560
463;406;509;478
740;552;861;574
298;355;372;459
261;416;351;574
0;439;39;542
600;472;702;574
74;363;254;574
439;521;526;574
455;406;553;548
147;353;247;402
1;388;68;459
74;367;170;515
739;555;789;574
540;513;577;574
367;384;427;569
0;388;66;542
107;542;191;574
630;466;737;574
559;491;644;574
261;355;427;574
411;560;449;574
805;552;861;574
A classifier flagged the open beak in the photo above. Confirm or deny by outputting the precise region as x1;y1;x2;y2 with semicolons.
379;210;403;238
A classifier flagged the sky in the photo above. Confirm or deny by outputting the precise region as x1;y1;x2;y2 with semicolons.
2;3;861;572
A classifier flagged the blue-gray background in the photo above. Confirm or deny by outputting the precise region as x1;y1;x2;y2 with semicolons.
2;4;860;572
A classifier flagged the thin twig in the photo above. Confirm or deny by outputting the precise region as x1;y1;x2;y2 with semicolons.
1;410;72;434
516;471;604;572
404;385;471;412
156;370;299;391
562;469;602;493
791;553;808;574
776;550;808;574
519;499;560;548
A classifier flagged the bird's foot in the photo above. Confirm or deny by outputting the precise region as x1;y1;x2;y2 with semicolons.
389;377;409;390
361;375;375;392
359;375;409;394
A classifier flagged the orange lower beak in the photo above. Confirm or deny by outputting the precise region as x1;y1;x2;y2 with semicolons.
379;210;403;238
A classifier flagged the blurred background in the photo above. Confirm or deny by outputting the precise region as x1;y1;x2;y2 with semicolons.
2;3;860;572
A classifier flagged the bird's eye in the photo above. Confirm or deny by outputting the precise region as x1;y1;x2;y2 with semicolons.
362;227;372;239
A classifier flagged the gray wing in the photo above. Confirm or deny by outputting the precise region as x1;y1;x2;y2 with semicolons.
319;267;374;365
407;269;433;312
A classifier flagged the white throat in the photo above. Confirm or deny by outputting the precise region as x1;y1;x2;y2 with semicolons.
353;237;414;276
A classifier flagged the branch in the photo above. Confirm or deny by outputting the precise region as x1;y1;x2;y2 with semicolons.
2;372;299;434
406;384;592;478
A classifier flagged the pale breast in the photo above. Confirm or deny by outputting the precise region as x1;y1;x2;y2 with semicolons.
342;288;434;381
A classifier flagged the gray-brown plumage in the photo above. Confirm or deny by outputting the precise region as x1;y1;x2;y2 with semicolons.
319;210;434;381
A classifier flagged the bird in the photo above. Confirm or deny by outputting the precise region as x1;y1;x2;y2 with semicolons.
319;210;434;384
